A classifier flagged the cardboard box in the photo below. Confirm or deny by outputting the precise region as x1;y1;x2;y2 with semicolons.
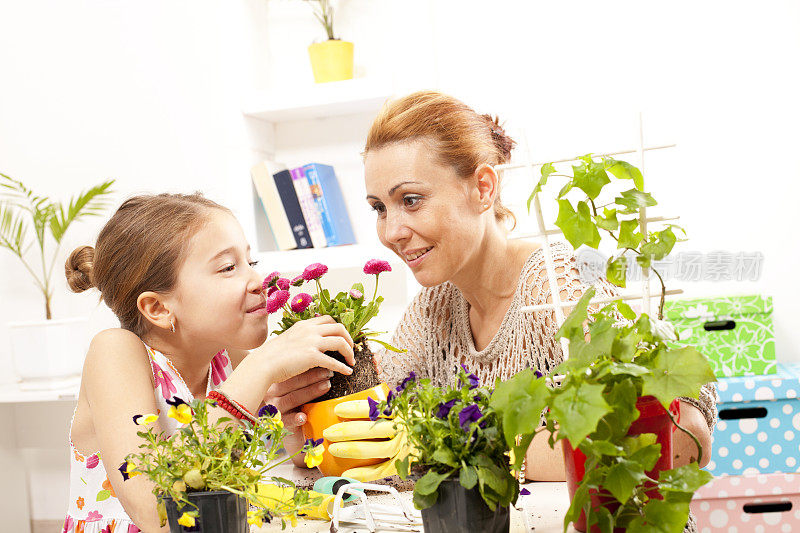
707;363;800;476
691;472;800;532
664;295;776;377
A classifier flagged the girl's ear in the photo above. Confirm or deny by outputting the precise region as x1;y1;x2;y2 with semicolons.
137;292;172;331
472;163;499;212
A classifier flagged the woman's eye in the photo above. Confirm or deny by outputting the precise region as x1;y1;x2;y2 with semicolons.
370;203;386;215
403;195;421;208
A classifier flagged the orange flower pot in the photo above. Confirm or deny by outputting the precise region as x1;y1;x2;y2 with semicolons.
301;383;390;477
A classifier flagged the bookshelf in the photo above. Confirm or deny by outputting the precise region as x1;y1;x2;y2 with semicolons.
242;79;420;335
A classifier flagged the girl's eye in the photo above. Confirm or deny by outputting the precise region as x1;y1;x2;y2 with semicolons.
220;264;235;273
403;195;422;208
249;260;259;268
370;203;386;215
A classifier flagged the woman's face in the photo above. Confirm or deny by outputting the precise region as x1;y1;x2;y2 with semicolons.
365;140;484;287
167;210;268;351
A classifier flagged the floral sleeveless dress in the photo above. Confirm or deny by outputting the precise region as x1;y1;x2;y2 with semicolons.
63;344;233;533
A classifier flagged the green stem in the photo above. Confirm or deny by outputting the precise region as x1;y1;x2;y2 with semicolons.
372;274;379;302
665;404;703;465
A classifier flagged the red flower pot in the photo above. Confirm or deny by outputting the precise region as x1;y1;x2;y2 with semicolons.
563;396;680;533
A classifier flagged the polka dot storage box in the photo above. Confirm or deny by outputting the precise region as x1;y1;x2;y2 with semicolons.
708;362;800;476
691;472;800;532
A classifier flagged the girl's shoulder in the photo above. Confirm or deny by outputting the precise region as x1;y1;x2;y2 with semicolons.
82;329;153;389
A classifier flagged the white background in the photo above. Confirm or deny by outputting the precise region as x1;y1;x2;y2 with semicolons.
1;0;799;522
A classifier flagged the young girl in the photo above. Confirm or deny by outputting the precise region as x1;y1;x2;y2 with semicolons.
62;193;355;533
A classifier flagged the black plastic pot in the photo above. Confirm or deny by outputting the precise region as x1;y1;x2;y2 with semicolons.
420;479;510;533
165;490;248;533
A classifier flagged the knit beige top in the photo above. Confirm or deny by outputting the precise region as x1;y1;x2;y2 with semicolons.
377;241;717;431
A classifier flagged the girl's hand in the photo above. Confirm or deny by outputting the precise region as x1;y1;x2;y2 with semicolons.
257;315;355;383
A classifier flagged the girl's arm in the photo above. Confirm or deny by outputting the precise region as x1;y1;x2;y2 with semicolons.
82;329;170;532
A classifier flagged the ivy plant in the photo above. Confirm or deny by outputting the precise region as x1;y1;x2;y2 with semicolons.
490;155;716;532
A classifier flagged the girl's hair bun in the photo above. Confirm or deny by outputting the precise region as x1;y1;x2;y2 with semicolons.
65;245;95;293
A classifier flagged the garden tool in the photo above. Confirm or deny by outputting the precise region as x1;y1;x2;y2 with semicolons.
330;482;422;533
323;399;415;482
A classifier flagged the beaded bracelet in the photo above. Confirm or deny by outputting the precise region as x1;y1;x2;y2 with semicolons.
206;390;259;426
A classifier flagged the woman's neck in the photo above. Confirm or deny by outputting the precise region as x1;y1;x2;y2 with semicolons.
141;333;219;395
450;226;537;319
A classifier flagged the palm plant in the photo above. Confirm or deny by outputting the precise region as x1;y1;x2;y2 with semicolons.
0;173;115;319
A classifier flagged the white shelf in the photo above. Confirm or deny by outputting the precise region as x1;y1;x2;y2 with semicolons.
254;243;403;274
243;78;393;122
0;382;78;403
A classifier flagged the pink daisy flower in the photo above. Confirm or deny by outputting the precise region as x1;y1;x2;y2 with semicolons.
291;274;304;287
267;290;290;314
151;361;177;400
267;285;278;297
262;271;280;290
211;350;230;386
349;289;363;300
290;293;313;313
302;262;328;281
364;259;392;275
276;277;290;291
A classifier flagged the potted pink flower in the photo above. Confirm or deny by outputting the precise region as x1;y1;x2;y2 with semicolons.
263;259;403;476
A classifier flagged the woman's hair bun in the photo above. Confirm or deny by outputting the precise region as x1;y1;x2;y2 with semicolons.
481;113;516;163
65;245;96;293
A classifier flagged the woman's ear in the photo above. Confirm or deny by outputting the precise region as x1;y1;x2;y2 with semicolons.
473;164;499;211
137;291;172;331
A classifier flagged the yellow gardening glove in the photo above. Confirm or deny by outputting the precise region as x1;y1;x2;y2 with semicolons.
323;399;414;482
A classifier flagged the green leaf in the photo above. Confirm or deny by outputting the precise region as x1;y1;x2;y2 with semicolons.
641;347;716;408
606;255;627;287
554;287;595;345
412;488;439;510
627;497;691;533
606;459;647;504
657;462;714;493
555;200;601;249
640;227;677;260
367;337;406;353
629;443;662;472
595;208;618;231
415;470;451;496
527;162;556;212
605;158;644;191
617;219;643;249
49;180;115;243
594;506;614;533
340;310;355;328
557;180;573;199
550;382;611;446
459;464;478;489
489;369;549;453
572;158;611;200
615;189;657;214
395;456;409;479
432;448;458;467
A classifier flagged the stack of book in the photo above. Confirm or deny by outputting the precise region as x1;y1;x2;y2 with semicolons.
251;161;357;250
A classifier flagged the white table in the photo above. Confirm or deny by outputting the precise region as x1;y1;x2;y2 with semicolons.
254;462;578;532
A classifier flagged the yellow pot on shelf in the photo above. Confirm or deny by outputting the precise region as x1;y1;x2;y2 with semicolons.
307;40;354;83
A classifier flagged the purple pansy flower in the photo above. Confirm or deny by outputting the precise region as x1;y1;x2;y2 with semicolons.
461;364;480;389
520;487;531;496
302;263;328;281
305;437;324;447
436;399;457;419
258;404;279;418
459;404;483;431
363;259;392;275
534;370;543;379
367;397;380;421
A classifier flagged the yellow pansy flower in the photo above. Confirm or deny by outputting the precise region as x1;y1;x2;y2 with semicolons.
303;438;325;468
177;512;196;527
168;403;192;425
247;510;263;526
132;413;158;425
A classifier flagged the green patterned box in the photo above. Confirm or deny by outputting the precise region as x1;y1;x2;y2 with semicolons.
663;295;776;377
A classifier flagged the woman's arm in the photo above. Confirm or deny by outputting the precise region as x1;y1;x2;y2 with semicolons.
83;329;169;532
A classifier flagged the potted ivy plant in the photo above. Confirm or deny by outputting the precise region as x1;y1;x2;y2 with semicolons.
0;173;114;388
490;155;716;532
263;259;403;476
301;0;354;83
376;366;517;533
124;397;323;531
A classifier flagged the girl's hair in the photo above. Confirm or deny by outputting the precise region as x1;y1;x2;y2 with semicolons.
65;193;229;336
364;90;517;229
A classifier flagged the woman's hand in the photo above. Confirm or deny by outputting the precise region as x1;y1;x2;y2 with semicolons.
264;368;334;467
255;315;355;383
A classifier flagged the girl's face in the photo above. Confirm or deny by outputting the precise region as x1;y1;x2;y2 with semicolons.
364;140;485;287
168;210;267;351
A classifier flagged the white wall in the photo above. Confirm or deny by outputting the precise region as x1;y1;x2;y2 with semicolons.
1;0;799;521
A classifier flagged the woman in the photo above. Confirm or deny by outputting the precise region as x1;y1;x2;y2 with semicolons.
269;91;716;484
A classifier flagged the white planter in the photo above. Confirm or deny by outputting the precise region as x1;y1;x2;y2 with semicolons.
7;317;89;390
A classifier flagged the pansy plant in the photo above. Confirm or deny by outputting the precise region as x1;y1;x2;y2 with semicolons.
264;259;403;352
124;397;321;528
375;366;519;512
